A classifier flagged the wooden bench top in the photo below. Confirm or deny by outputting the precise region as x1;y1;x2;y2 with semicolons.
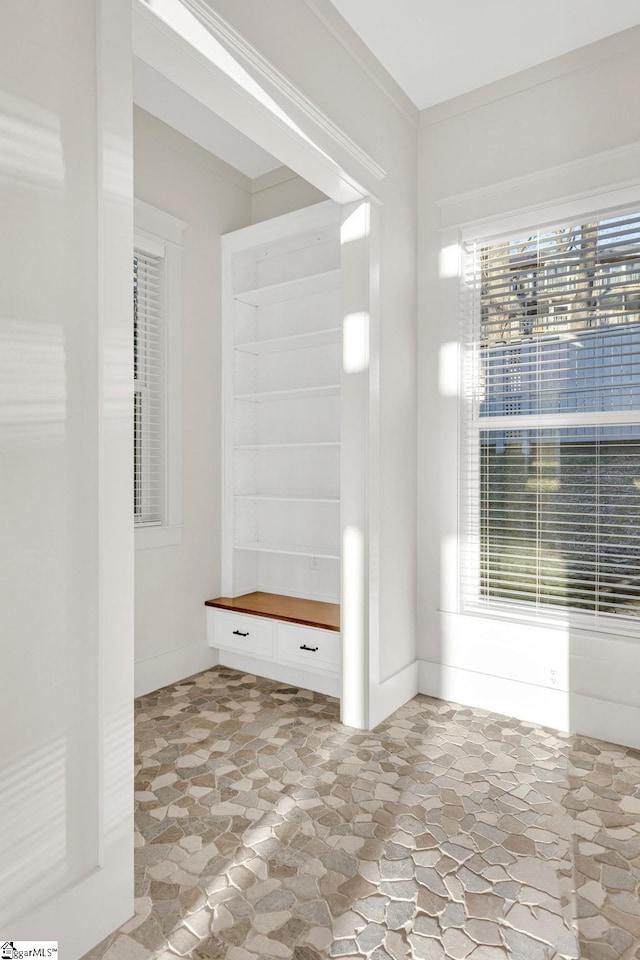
205;591;340;632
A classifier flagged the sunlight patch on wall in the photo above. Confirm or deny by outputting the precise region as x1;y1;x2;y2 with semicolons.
440;533;459;612
0;91;64;189
0;318;66;450
439;341;460;398
0;736;67;926
340;203;369;245
439;243;460;279
343;312;369;374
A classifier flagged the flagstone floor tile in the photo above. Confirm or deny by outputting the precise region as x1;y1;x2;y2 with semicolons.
82;666;640;960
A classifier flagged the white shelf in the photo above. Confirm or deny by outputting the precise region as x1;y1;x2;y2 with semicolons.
234;541;340;559
235;495;339;503
223;203;342;607
234;384;340;403
235;441;339;450
234;327;340;354
233;269;340;306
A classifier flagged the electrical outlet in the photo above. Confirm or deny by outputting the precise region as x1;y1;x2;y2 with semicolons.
309;556;320;570
549;668;558;686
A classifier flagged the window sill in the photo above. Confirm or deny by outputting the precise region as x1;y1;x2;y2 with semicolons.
135;524;183;550
460;599;640;641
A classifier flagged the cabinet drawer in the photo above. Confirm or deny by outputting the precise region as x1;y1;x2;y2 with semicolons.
276;622;340;672
208;609;273;658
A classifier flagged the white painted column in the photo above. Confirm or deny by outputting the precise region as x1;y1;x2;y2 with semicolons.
340;200;380;729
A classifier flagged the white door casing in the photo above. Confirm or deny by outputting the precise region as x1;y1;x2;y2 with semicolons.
1;0;134;955
133;0;385;729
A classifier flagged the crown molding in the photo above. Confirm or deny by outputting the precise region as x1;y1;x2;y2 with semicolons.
179;0;387;186
301;0;419;129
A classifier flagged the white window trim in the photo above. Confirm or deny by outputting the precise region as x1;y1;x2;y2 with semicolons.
436;144;640;637
134;199;186;550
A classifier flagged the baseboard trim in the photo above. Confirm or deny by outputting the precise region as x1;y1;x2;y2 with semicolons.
135;643;219;698
418;660;640;750
369;660;419;730
567;693;640;750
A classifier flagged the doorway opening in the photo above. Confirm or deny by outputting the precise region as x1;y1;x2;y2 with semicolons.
132;0;377;730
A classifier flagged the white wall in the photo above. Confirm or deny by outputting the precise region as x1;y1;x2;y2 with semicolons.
1;0;134;952
418;28;640;746
251;166;327;223
133;108;253;695
205;0;420;721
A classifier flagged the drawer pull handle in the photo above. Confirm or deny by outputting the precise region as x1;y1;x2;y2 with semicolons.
300;644;318;652
233;630;250;637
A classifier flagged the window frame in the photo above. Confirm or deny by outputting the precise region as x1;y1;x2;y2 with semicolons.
134;199;186;550
463;203;640;630
443;183;640;638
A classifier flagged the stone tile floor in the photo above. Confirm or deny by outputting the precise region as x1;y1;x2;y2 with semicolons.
84;666;640;960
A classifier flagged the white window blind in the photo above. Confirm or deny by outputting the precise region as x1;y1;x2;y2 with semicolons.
462;207;640;620
134;247;163;526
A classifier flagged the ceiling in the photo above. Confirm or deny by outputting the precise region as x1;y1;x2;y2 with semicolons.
133;59;281;179
329;0;640;110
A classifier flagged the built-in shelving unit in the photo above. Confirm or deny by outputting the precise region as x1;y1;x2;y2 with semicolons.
207;201;342;698
220;201;342;600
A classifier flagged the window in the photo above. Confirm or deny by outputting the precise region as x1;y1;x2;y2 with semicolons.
462;207;640;621
134;200;185;549
134;244;163;525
